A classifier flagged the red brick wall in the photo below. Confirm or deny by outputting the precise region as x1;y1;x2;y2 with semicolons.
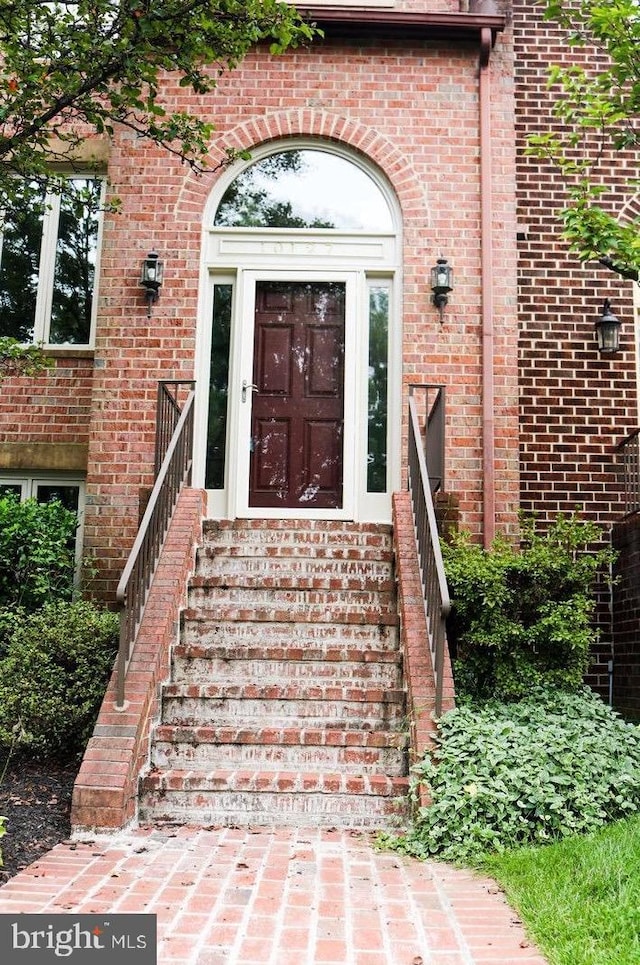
513;0;638;692
514;0;638;528
0;354;93;445
82;24;518;595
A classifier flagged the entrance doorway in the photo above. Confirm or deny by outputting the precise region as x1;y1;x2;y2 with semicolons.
249;280;345;509
195;142;402;523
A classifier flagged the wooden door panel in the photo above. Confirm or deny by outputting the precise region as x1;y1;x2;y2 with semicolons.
306;326;343;397
250;281;345;509
255;324;293;396
251;417;289;498
301;420;343;503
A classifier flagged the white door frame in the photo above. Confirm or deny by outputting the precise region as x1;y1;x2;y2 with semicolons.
193;144;402;523
231;269;360;520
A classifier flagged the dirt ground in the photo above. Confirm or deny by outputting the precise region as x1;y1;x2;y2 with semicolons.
0;757;76;883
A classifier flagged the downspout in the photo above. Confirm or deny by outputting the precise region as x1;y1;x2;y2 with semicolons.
479;25;496;548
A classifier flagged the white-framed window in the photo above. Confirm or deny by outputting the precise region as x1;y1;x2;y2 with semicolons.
0;176;104;346
0;475;86;566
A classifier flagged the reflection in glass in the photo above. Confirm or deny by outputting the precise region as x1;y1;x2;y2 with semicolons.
35;485;80;514
0;484;23;499
0;183;45;341
49;179;101;344
205;285;232;489
215;149;392;232
367;286;389;493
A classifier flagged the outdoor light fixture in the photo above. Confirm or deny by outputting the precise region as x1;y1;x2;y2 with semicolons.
140;250;164;316
431;257;453;322
595;298;621;355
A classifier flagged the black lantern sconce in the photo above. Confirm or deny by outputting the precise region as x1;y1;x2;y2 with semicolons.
431;257;453;322
595;298;621;355
140;250;164;316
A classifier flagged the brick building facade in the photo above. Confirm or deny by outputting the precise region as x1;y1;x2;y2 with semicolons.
1;1;638;710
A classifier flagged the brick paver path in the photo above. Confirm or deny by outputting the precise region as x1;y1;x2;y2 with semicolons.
0;826;548;964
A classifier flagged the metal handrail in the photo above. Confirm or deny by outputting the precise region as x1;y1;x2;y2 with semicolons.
155;381;195;474
409;383;445;492
617;428;640;516
115;389;195;709
407;392;451;717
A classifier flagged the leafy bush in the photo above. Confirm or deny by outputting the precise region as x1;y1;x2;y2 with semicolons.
0;600;119;758
0;493;77;611
382;688;640;864
442;513;615;700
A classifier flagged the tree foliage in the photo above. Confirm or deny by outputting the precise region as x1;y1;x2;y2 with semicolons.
0;0;317;207
527;0;640;280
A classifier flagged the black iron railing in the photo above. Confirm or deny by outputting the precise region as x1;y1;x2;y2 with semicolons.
155;381;195;474
407;387;451;716
115;384;195;709
618;429;640;516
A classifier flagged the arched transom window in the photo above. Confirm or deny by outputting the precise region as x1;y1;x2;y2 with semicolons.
214;148;393;232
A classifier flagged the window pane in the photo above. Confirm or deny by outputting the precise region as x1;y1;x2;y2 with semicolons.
0;184;45;342
49;178;101;344
205;285;233;489
367;286;389;493
215;150;393;231
0;484;23;499
35;484;80;514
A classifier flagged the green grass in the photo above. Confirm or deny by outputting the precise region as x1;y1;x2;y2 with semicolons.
484;815;640;965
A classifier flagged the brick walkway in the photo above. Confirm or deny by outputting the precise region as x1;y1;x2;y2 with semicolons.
0;826;548;964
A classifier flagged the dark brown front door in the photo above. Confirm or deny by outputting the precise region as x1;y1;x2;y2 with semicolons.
249;280;345;509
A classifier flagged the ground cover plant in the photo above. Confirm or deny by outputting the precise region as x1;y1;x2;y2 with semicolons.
381;687;640;864
485;814;640;965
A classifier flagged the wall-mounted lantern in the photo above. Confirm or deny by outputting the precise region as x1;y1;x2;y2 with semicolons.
431;257;453;322
595;298;621;355
140;250;164;317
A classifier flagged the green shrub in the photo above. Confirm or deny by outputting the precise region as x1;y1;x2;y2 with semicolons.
442;513;615;700
0;493;77;611
382;688;640;864
0;600;119;758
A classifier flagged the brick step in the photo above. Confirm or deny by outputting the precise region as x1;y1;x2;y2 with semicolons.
160;686;405;728
202;519;392;547
198;542;394;562
193;573;395;594
181;615;400;650
138;769;409;829
150;725;409;773
186;596;399;626
171;649;402;688
188;581;396;608
184;605;398;627
194;555;394;588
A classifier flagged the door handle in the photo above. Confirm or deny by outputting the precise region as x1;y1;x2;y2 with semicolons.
242;379;258;402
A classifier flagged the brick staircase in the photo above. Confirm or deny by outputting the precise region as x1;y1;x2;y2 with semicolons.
138;519;410;828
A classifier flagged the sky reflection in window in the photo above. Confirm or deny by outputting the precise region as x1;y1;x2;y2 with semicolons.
215;149;393;231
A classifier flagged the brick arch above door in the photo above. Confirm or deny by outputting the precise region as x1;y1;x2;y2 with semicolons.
174;108;429;231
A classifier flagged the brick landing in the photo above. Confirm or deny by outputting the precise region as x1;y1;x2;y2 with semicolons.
0;826;548;964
